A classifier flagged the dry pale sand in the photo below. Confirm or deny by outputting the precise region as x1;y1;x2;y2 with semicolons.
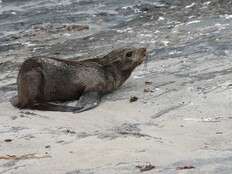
1;55;232;174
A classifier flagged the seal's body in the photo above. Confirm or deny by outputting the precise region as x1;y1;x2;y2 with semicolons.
11;48;146;112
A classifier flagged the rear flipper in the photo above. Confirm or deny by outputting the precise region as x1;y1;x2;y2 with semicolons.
33;92;101;113
11;92;101;113
30;102;83;112
10;95;82;112
74;91;101;113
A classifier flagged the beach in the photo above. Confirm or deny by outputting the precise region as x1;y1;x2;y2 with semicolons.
0;0;232;173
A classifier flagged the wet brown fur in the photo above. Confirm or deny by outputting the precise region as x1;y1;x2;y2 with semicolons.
12;48;147;110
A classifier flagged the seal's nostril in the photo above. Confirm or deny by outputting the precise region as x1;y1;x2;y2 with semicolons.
144;51;147;57
139;48;147;57
143;48;147;56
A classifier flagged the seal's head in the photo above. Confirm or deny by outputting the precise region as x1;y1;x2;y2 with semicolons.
122;47;147;67
99;47;147;88
103;47;147;71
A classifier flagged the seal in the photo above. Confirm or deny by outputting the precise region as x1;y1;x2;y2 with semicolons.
11;47;147;112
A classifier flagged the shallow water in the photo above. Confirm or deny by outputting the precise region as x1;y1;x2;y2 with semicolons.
0;0;232;101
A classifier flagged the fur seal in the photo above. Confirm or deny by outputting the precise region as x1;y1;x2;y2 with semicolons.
11;47;147;112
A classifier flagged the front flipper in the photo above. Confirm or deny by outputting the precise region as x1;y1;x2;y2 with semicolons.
74;91;101;113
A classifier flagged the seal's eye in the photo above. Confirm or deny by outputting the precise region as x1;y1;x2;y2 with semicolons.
126;51;133;57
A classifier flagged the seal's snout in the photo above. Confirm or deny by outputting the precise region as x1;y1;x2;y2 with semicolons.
139;48;147;57
142;48;147;56
137;48;147;64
